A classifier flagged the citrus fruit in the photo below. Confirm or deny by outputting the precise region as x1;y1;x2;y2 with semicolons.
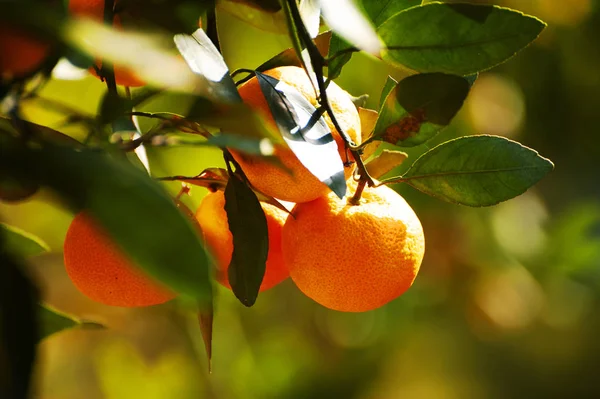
63;212;175;307
232;66;361;203
0;26;51;80
68;0;145;87
195;190;289;291
282;180;425;312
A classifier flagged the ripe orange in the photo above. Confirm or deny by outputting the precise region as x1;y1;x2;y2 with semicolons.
0;26;50;80
232;66;361;203
195;190;289;291
63;212;175;307
68;0;145;87
282;180;425;312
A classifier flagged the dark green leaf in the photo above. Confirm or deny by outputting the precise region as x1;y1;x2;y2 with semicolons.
256;72;347;199
0;138;212;304
38;305;103;342
373;73;470;146
224;175;269;307
378;3;546;75
1;224;49;258
0;177;39;203
0;240;38;399
174;29;241;104
358;0;421;27
385;135;554;206
0;116;82;147
327;33;354;80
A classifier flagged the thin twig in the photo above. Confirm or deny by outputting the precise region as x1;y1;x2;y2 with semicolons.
284;0;374;202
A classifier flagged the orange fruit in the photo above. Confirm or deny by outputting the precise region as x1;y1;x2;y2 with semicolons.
63;212;175;307
195;190;289;291
232;66;361;203
0;26;50;80
282;180;425;312
68;0;145;87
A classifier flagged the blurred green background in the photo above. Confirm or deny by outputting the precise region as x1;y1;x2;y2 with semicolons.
3;0;600;398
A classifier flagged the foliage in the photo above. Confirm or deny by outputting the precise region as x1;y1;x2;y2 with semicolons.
0;0;557;397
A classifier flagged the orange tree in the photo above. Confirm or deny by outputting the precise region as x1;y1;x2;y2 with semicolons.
0;0;553;397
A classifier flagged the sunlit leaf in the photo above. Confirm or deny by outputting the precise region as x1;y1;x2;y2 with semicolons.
320;0;382;55
379;75;397;109
365;149;408;179
373;73;470;147
383;135;554;206
256;72;347;198
174;29;241;104
224;175;269;307
0;224;49;258
64;19;216;95
357;107;380;160
217;0;289;34
378;3;546;75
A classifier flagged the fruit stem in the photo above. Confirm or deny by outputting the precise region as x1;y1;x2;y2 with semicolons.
348;178;366;206
101;0;117;93
282;0;374;189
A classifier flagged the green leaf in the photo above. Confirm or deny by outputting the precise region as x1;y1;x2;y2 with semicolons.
373;73;470;147
0;244;38;399
320;0;382;55
197;305;213;372
378;3;546;75
0;137;212;304
224;175;269;307
38;305;103;342
358;0;421;27
256;72;347;199
327;33;354;80
379;76;397;109
174;29;242;104
0;224;49;258
384;135;554;206
186;98;283;145
0;177;39;203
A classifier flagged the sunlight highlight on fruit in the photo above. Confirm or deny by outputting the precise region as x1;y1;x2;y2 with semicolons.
231;66;361;203
282;180;425;312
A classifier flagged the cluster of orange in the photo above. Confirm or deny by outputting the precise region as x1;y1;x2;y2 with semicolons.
64;66;425;312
